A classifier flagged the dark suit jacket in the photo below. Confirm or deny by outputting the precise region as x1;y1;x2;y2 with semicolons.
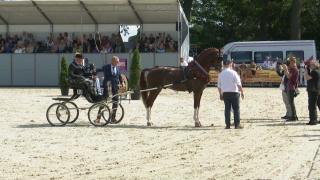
68;61;85;80
98;64;122;91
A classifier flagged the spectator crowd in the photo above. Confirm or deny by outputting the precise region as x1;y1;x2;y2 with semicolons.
0;31;178;54
135;33;178;53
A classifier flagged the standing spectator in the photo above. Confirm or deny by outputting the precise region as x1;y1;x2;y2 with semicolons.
115;34;123;53
304;60;320;125
87;33;95;53
218;59;245;129
110;33;117;51
81;34;89;53
94;32;102;52
282;56;299;121
299;61;306;86
277;61;292;119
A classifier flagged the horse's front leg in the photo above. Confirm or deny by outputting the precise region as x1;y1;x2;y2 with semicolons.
146;107;152;126
193;90;204;127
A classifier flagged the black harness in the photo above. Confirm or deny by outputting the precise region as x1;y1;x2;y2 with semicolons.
186;61;210;83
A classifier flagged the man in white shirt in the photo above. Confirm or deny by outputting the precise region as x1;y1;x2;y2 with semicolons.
180;57;189;67
218;59;244;129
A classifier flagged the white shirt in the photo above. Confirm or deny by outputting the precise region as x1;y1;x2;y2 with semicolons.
218;68;242;93
180;61;188;67
111;65;117;75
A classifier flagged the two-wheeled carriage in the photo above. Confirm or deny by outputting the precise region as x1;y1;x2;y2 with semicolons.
46;87;126;127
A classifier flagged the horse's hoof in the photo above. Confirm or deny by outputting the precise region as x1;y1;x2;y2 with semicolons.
195;122;202;127
147;122;153;126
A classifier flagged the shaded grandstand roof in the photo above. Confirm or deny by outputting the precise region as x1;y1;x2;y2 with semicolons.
0;0;181;25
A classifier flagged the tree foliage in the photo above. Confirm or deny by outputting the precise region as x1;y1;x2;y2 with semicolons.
187;0;320;50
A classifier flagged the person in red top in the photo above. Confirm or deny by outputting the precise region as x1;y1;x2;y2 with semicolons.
281;56;299;121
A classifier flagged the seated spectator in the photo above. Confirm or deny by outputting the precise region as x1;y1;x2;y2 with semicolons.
140;42;149;53
166;40;176;52
100;42;113;54
57;39;66;53
73;43;82;53
46;37;54;51
148;43;155;53
149;33;155;44
249;60;257;75
0;35;5;46
156;42;165;53
25;42;34;53
0;40;4;53
14;44;25;53
263;57;272;69
271;60;277;70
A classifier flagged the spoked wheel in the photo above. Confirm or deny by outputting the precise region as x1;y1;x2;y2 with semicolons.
63;102;79;123
109;103;124;124
88;103;111;127
46;103;70;126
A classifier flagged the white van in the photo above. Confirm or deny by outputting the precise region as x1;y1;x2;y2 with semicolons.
223;40;317;65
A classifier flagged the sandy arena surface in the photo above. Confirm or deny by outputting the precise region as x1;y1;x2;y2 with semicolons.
1;87;320;179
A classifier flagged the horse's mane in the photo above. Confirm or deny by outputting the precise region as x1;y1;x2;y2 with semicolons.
195;48;219;61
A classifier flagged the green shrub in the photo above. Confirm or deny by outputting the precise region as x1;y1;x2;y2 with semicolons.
59;56;69;89
129;49;141;90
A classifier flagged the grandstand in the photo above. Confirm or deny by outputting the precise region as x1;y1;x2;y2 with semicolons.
0;0;189;86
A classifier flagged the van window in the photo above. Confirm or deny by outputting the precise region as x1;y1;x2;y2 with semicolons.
231;51;252;64
286;51;304;64
254;51;283;64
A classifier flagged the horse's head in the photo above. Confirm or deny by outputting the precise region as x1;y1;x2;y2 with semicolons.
196;48;223;72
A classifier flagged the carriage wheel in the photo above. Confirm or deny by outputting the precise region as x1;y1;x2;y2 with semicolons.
63;102;79;123
46;103;70;126
88;103;111;127
109;103;125;124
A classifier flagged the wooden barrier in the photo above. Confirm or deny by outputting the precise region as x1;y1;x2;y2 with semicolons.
209;69;281;85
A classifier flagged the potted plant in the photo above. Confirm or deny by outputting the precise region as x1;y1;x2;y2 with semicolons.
129;48;141;100
59;56;69;96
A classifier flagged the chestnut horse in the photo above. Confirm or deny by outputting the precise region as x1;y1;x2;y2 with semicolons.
140;48;222;127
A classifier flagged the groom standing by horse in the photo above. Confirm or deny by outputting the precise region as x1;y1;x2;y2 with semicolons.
218;59;244;129
140;48;222;127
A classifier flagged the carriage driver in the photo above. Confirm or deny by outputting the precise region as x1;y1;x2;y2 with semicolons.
68;52;98;100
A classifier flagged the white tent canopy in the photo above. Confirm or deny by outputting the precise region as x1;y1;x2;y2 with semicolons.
0;0;180;25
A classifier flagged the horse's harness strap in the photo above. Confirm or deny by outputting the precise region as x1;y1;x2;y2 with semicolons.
194;60;209;76
187;61;210;83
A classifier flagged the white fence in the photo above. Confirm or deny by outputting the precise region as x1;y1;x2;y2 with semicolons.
0;53;179;86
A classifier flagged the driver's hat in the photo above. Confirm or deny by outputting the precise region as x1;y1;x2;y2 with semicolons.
75;52;83;59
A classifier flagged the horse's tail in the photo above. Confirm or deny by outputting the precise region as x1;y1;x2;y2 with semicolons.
140;69;149;108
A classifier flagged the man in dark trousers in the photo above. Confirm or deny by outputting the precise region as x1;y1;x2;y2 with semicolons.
281;56;299;121
218;59;245;129
99;56;124;122
304;60;320;125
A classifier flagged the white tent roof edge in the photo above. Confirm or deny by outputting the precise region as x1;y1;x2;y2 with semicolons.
0;0;186;25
